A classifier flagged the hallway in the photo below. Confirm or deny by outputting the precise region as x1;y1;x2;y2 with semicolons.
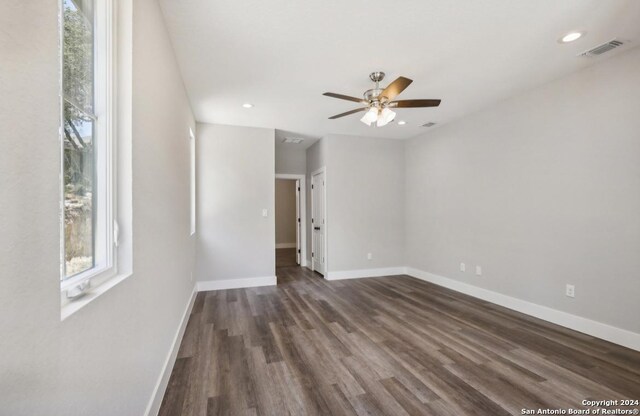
276;248;298;269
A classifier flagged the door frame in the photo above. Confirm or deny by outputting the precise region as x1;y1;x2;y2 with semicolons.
310;167;327;276
275;174;306;267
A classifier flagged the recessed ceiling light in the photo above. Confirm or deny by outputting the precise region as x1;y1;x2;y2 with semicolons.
242;103;254;108
559;31;584;43
397;120;406;125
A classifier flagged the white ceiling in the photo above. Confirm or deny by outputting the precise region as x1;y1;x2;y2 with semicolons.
159;0;640;140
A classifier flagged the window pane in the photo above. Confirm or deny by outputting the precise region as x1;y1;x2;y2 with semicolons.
63;104;95;278
62;0;96;279
63;0;94;115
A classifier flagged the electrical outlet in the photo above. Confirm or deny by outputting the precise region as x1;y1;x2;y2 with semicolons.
566;284;575;298
367;253;372;260
475;266;482;276
460;262;466;272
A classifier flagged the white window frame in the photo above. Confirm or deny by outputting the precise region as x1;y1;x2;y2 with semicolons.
190;128;196;236
60;0;118;298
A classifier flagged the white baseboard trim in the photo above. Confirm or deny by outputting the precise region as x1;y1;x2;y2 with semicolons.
276;243;297;249
197;276;277;292
326;267;407;281
405;267;640;352
144;284;197;416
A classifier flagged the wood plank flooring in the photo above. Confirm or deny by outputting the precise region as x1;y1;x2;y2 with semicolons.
276;248;298;268
159;266;640;416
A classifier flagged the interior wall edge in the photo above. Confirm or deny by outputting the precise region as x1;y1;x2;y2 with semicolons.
406;267;640;352
326;267;408;281
143;284;198;416
196;276;277;292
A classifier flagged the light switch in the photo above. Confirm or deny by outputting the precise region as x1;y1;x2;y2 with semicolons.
262;209;268;217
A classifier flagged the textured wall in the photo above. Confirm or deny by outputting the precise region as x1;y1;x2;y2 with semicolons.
196;123;276;282
325;135;405;272
405;47;640;333
275;147;307;175
0;0;197;413
275;179;297;245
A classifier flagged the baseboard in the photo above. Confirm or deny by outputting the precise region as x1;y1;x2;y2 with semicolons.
326;267;407;281
144;284;197;416
197;276;277;291
275;243;297;249
405;267;640;352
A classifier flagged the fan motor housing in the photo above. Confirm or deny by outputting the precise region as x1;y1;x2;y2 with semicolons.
369;71;385;82
364;88;383;103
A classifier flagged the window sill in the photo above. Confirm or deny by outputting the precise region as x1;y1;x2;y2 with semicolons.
61;271;132;321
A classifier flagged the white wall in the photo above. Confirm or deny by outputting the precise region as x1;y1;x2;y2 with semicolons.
405;47;640;334
275;147;306;175
0;0;196;414
326;135;405;273
275;179;297;245
196;123;276;282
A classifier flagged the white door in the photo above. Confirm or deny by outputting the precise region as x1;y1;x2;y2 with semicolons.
311;170;326;275
295;179;301;265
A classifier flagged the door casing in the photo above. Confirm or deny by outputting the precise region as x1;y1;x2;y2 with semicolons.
275;173;306;267
310;167;327;276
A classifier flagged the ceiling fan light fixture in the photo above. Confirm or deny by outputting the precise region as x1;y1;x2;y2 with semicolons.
360;107;378;126
325;72;441;124
376;107;396;127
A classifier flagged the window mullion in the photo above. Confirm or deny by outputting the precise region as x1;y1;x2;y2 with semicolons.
62;96;97;121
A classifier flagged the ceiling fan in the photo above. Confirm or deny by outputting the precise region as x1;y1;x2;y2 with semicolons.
323;72;441;127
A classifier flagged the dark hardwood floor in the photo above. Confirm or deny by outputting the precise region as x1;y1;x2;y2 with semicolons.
159;266;640;416
276;248;298;268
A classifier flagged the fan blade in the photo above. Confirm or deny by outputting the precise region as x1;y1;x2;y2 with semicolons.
323;92;367;104
328;107;368;119
389;99;441;108
379;77;413;102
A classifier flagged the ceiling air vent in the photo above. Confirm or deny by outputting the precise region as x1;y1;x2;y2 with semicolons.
421;122;436;128
282;137;304;144
580;39;624;57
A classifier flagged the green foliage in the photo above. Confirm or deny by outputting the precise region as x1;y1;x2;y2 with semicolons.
63;1;94;195
63;1;93;119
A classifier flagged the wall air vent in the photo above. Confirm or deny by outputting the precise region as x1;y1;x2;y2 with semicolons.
421;122;436;128
282;137;304;144
580;39;624;57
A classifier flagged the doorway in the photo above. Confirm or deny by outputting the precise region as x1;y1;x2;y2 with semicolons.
311;168;326;275
275;174;306;268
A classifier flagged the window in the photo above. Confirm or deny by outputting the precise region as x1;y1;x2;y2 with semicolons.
61;0;115;296
190;128;196;235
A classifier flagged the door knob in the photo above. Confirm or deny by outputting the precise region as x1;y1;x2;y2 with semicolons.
314;226;321;230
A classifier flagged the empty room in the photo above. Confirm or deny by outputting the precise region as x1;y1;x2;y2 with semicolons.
2;0;640;415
